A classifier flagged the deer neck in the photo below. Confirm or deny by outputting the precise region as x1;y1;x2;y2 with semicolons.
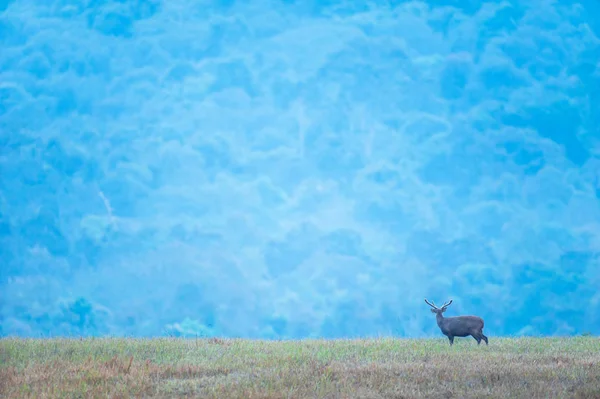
436;312;445;329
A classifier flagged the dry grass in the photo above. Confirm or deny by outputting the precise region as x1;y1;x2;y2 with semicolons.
1;336;599;398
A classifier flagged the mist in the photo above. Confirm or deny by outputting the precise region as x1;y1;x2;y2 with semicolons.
1;0;599;339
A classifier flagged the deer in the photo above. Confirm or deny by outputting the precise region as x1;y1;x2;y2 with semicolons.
424;298;488;346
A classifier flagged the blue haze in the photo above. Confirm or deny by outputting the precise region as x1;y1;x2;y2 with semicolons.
1;0;599;339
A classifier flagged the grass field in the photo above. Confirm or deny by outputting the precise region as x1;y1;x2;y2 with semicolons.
1;336;599;398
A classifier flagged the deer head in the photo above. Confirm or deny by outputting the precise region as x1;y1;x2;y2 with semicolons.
424;298;453;315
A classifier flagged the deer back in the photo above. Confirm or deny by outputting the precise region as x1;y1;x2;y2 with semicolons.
442;315;484;335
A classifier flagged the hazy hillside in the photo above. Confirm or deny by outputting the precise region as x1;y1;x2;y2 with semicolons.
1;0;599;338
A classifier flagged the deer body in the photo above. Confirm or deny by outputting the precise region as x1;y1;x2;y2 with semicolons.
426;299;488;346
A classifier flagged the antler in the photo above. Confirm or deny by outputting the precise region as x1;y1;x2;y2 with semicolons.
424;298;438;309
441;299;453;309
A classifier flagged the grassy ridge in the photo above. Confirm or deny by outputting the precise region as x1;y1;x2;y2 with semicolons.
1;337;599;398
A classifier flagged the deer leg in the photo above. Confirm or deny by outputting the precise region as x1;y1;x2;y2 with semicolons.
448;336;454;345
473;334;481;345
481;333;488;345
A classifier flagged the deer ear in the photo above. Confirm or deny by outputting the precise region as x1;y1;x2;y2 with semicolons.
430;309;436;313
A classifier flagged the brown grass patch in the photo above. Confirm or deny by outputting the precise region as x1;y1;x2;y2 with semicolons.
0;355;231;398
1;337;599;398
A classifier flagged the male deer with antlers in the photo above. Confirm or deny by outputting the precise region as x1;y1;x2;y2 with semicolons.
425;299;488;346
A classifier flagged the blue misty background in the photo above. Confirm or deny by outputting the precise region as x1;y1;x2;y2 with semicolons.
1;0;600;339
